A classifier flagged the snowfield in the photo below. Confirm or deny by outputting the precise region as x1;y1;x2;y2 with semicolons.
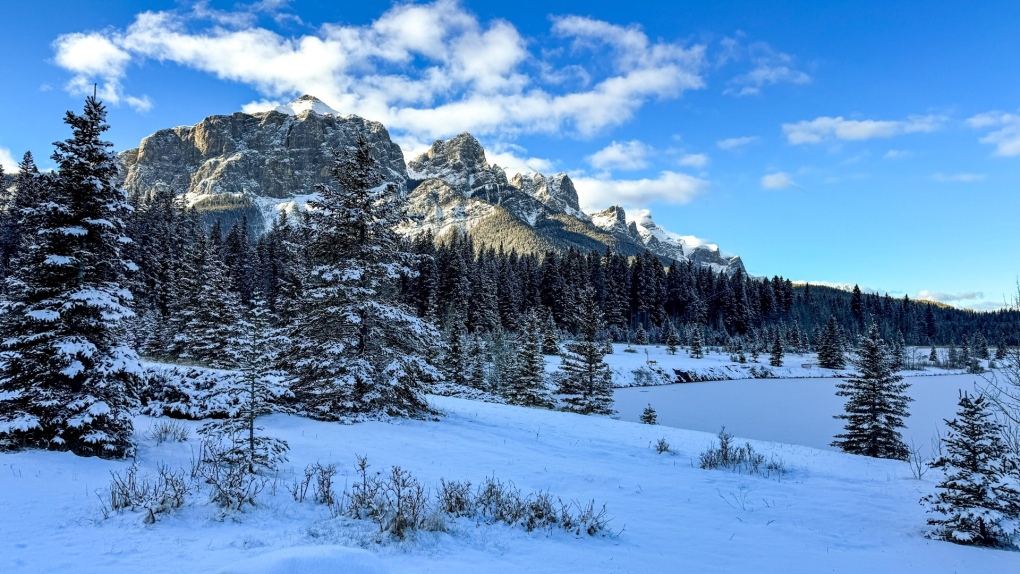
2;389;1016;573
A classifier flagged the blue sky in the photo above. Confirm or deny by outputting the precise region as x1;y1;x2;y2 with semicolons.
1;1;1019;310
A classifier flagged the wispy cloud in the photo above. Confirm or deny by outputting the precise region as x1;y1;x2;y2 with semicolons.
722;40;810;97
587;140;651;171
783;115;944;145
932;172;985;183
716;136;758;150
967;111;1020;156
51;1;707;143
761;171;796;189
883;149;913;160
678;153;709;168
573;171;707;212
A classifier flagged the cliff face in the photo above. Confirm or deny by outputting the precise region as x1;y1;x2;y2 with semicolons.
118;96;406;228
118;96;744;273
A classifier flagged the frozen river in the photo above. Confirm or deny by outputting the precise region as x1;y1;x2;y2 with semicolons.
614;373;993;453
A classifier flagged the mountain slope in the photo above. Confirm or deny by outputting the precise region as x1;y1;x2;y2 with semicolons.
118;96;743;272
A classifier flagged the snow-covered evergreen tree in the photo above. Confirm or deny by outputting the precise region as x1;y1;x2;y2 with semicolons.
640;404;658;425
769;336;785;367
930;345;939;364
817;316;846;369
665;321;679;355
0;96;141;458
634;324;648;345
832;324;913;460
689;327;704;359
504;311;552;408
288;135;440;420
555;287;614;415
541;310;560;355
442;318;471;388
198;294;290;472
922;392;1019;547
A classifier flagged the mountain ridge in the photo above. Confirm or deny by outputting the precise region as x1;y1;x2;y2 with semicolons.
118;95;743;273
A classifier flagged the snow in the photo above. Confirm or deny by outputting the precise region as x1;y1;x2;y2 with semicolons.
217;546;388;574
274;97;340;117
2;365;1017;572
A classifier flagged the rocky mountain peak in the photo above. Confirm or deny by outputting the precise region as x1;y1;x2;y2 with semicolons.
407;133;508;196
274;95;340;116
510;172;583;218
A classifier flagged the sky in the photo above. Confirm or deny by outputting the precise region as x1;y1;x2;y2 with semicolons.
1;0;1019;311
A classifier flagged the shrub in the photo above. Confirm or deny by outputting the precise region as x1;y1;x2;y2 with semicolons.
699;427;787;480
148;420;191;445
654;437;672;454
103;462;190;523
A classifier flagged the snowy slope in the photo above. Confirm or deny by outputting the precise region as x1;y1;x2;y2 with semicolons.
1;389;1014;573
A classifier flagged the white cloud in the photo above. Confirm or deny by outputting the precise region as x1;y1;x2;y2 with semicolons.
883;149;913;159
783;115;944;145
761;172;795;189
572;171;707;212
0;147;18;172
932;172;985;183
967;111;1020;156
485;144;556;177
723;41;810;97
678;153;709;168
52;1;707;142
916;289;984;303
587;140;651;171
716;136;758;150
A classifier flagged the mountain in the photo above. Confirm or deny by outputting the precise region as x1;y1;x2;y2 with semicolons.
118;96;743;273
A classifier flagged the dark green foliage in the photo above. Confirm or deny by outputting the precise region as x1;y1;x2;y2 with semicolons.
832;325;912;460
922;393;1019;547
555;287;614;415
505;311;553;408
640;404;657;425
769;336;784;367
0;96;141;458
817;316;846;369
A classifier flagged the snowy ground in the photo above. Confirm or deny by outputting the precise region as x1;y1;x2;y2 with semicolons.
2;391;1017;573
577;343;965;387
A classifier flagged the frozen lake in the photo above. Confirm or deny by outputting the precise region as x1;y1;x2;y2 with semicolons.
614;373;992;454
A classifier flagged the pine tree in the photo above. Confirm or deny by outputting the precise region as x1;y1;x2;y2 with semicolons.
541;310;560;355
922;392;1019;547
817;316;846;369
555;287;614;415
635;324;648;346
689;327;705;359
973;332;989;360
640;404;658;425
769;336;785;367
505;311;553;408
930;345;939;364
961;338;971;365
289;135;441;419
198;294;290;472
996;342;1007;361
0;96;141;458
665;322;679;355
832;324;913;460
891;331;905;371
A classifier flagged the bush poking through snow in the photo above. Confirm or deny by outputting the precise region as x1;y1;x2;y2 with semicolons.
103;462;190;523
332;456;611;540
148;420;190;445
654;437;672;454
193;439;268;511
699;427;787;480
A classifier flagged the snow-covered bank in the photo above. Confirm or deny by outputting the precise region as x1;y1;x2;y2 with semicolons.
2;395;1016;573
571;343;970;388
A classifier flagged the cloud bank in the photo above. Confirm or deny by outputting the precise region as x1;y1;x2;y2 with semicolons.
783;115;944;145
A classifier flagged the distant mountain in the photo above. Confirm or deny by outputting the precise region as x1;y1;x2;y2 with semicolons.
118;95;743;273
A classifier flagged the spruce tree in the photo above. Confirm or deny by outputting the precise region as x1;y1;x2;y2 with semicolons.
555;287;614;415
995;342;1007;361
635;324;648;346
817;316;846;369
832;324;913;460
640;404;658;425
442;318;471;388
289;135;440;419
198;294;290;472
665;322;679;355
930;345;939;364
505;311;553;408
769;336;785;367
689;327;704;359
0;96;141;458
541;310;560;355
922;392;1019;547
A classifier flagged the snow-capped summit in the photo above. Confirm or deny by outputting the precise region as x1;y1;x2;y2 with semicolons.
274;95;340;117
